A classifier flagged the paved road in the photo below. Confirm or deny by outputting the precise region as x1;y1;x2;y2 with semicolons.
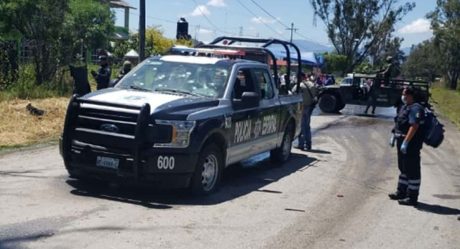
1;105;459;249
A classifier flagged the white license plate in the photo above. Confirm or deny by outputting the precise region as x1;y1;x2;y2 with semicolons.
96;156;119;169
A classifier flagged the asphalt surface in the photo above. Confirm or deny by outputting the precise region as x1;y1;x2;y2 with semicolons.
0;105;459;249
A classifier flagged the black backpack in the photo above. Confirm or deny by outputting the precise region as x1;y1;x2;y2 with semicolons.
423;108;444;148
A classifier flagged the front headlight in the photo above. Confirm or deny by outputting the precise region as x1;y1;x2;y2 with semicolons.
154;120;196;148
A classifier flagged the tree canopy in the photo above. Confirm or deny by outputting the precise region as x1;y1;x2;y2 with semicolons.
428;0;460;89
402;40;441;82
0;0;69;85
0;0;114;86
310;0;414;75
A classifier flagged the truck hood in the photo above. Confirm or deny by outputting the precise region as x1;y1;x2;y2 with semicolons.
82;88;219;118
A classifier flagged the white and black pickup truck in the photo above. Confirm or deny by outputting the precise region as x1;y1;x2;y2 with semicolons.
60;37;304;194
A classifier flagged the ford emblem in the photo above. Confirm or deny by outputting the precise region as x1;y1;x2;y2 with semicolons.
100;123;119;133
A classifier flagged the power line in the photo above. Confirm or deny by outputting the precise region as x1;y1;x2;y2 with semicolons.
235;0;289;40
117;9;240;37
248;0;317;43
249;0;289;29
190;0;231;36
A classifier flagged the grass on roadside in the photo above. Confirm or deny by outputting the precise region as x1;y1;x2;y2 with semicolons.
0;97;69;149
431;86;460;128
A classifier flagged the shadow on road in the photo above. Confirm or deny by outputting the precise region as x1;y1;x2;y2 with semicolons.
66;151;322;208
307;149;331;154
316;105;397;120
415;202;460;215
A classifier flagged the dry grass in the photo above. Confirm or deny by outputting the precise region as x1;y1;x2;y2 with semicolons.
0;97;70;148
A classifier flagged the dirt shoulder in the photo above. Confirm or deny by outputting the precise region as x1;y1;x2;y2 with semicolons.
0;97;69;149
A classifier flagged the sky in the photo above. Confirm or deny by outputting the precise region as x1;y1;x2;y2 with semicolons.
114;0;436;49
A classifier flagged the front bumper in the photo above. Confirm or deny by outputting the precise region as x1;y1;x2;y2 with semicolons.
60;137;199;189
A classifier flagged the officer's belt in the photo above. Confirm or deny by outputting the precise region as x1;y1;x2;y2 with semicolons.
394;132;406;138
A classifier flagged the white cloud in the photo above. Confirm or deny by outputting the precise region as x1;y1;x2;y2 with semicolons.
207;0;226;7
198;28;213;34
251;17;277;24
190;5;211;17
398;18;431;34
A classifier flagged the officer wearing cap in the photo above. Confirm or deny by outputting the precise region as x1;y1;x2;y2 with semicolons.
389;86;425;206
91;55;111;90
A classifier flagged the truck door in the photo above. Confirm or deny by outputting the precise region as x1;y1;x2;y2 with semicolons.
227;68;260;164
252;68;280;152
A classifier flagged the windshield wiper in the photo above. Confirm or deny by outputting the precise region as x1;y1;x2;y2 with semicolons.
155;88;202;97
129;85;151;92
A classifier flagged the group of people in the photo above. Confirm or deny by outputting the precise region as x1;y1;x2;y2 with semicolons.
70;53;133;96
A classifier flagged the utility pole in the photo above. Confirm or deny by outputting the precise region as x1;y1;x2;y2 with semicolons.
139;0;146;62
286;22;298;43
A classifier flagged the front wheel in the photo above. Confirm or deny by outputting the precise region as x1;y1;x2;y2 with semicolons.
318;93;338;113
190;143;224;195
270;124;293;163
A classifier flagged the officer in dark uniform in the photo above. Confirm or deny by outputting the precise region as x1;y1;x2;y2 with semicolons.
91;55;111;90
389;86;425;206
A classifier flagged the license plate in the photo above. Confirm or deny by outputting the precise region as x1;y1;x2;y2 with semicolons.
96;156;119;169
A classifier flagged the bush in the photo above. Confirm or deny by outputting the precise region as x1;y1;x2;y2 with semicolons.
0;64;73;101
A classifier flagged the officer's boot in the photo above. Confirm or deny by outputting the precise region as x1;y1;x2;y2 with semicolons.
389;175;408;200
388;191;406;200
398;191;418;206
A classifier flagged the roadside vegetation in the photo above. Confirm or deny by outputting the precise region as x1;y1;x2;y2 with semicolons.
431;85;460;127
0;97;68;149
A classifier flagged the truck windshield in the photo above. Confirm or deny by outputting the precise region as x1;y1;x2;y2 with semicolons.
116;58;230;98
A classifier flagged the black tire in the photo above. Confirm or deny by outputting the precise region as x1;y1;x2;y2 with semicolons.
191;143;224;195
336;99;346;112
270;124;293;163
319;93;338;113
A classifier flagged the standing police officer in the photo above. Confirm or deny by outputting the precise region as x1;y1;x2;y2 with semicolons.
389;86;425;206
91;55;111;90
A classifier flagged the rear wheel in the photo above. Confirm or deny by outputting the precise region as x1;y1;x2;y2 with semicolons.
270;124;293;163
191;143;224;195
319;93;338;113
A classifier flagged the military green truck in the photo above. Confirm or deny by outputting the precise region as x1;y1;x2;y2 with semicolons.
317;73;430;113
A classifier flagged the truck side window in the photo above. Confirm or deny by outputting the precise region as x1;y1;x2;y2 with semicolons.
254;69;274;99
233;69;256;99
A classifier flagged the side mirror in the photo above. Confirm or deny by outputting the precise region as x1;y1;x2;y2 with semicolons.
241;91;259;107
233;91;259;109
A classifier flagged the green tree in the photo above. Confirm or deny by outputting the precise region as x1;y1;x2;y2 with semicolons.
61;0;114;65
113;26;179;61
323;52;348;73
310;0;415;75
0;0;69;85
401;40;440;81
145;26;175;56
428;0;460;90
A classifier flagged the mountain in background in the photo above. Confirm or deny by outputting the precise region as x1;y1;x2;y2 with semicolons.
292;40;415;57
292;39;333;53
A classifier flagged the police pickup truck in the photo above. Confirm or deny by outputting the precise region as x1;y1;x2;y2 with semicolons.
60;37;304;195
